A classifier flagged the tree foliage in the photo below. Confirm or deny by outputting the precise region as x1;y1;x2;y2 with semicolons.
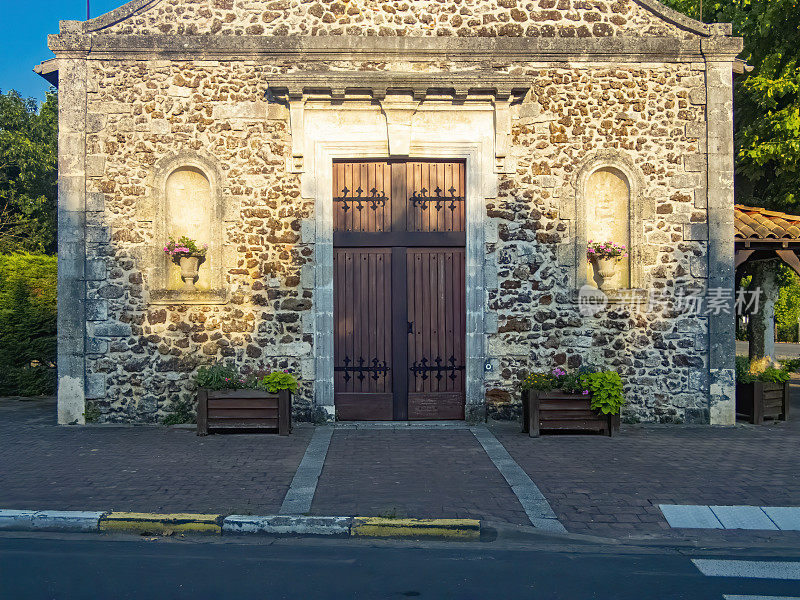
0;89;57;254
0;253;57;396
662;0;800;211
774;263;800;339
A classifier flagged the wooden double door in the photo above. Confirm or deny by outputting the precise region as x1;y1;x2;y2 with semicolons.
333;160;466;420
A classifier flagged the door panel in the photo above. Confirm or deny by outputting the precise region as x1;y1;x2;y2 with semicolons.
333;248;393;420
407;248;466;420
333;161;392;233
406;161;466;233
334;160;466;421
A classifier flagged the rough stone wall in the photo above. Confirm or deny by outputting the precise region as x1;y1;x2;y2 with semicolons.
83;60;318;423
81;55;709;424
484;64;710;424
102;0;692;38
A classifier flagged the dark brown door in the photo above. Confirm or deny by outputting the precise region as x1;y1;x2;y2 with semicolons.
333;160;466;420
333;248;393;420
407;248;466;420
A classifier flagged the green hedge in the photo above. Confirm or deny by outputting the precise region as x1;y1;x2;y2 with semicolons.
0;254;57;396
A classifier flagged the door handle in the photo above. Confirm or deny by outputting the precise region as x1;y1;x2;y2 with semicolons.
408;321;413;334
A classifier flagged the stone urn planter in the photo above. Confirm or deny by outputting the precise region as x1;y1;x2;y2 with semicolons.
592;257;619;290
521;389;619;437
179;256;202;290
196;389;292;436
735;381;790;424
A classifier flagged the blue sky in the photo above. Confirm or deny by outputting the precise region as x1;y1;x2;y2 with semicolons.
1;0;123;103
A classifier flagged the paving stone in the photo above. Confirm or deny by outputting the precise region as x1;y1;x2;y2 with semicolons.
493;382;800;541
3;390;800;544
659;505;723;529
310;429;530;525
710;505;778;530
0;398;312;515
760;506;800;531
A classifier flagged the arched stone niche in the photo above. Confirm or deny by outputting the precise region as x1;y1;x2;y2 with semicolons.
572;152;651;294
144;152;233;304
585;167;631;289
165;167;213;290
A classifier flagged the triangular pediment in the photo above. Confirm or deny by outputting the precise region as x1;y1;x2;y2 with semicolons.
77;0;715;38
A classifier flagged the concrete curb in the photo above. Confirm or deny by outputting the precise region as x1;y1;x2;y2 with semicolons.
0;509;482;540
223;515;352;536
0;510;105;532
352;517;481;540
99;512;224;534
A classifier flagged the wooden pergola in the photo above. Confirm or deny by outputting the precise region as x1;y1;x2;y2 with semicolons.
735;205;800;278
735;204;800;359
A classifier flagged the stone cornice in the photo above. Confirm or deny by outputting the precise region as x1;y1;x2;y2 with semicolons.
47;34;714;61
701;36;745;61
266;72;532;101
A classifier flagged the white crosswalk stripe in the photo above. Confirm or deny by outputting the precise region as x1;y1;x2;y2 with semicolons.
692;559;800;580
723;596;800;600
692;558;800;581
691;558;800;599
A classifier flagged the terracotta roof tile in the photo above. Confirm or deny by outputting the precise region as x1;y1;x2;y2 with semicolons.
734;205;800;240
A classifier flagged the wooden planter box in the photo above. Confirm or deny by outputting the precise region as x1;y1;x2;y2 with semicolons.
196;389;292;436
735;381;790;424
521;389;620;437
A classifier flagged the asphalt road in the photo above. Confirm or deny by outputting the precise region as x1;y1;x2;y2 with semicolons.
736;340;800;358
2;533;800;600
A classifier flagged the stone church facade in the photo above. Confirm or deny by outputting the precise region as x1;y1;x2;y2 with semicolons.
39;0;742;425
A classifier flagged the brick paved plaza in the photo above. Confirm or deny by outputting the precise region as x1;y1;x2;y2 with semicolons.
2;388;799;544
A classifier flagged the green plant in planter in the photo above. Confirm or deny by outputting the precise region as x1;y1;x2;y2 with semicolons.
736;355;794;384
581;371;625;415
195;363;245;390
520;367;590;393
520;366;626;415
195;362;298;393
257;371;298;393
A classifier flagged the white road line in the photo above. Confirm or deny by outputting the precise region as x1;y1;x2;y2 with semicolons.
692;559;800;580
279;427;334;515
723;596;800;600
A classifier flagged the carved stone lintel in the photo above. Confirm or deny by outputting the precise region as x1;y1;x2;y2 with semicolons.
270;71;529;178
379;100;419;157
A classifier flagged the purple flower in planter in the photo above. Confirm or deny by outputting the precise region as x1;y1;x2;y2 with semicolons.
582;390;589;395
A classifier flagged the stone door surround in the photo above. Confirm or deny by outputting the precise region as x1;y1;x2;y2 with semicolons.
272;72;529;421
